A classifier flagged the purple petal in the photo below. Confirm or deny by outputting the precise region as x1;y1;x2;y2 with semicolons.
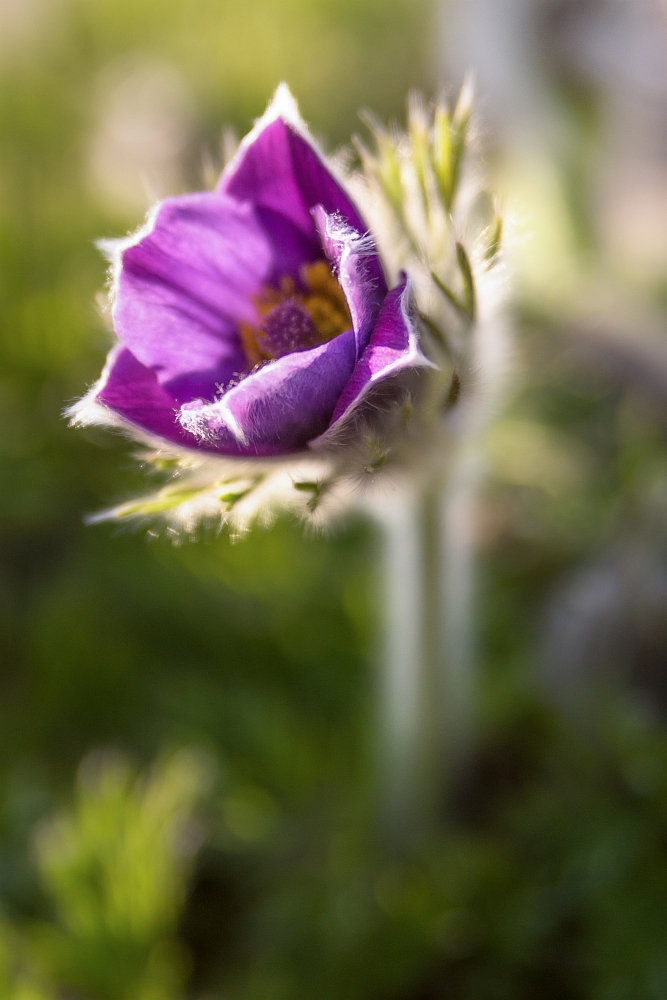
219;117;371;278
320;279;435;434
179;328;357;456
248;207;321;286
313;205;387;359
96;346;212;450
114;192;273;403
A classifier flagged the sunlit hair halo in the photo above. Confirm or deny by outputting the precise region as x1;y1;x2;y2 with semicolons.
69;82;504;537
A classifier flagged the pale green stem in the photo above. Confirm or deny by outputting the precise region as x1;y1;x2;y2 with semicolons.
370;311;510;837
437;310;512;791
438;443;482;782
371;484;426;845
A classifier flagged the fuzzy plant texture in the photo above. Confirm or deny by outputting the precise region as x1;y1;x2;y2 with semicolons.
70;82;504;536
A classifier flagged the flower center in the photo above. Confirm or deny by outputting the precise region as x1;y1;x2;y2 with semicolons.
239;260;351;366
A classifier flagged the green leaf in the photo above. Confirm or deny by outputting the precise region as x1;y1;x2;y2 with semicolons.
293;479;330;513
484;215;503;267
432;105;454;209
455;242;476;321
430;270;466;318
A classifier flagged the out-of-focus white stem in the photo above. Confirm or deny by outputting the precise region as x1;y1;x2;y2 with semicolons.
438;311;511;782
367;307;510;835
438;444;482;775
370;484;425;843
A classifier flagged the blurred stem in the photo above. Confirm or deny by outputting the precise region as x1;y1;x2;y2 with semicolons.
375;484;426;847
434;310;511;804
374;470;475;847
437;443;481;791
374;316;509;842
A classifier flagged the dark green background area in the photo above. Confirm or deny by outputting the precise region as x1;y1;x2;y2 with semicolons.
3;1;667;998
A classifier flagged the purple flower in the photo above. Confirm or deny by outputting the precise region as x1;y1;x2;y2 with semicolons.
81;87;432;460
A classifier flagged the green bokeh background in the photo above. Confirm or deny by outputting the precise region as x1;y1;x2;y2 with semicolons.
2;1;667;998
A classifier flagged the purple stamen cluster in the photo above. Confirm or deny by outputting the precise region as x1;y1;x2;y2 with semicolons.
260;300;320;358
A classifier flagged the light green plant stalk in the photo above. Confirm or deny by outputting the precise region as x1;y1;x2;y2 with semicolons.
370;480;426;843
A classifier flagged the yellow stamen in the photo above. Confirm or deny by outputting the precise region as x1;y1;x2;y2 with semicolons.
238;324;264;368
301;260;351;341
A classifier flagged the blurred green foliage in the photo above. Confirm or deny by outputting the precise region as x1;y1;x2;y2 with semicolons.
2;0;667;998
1;751;209;1000
31;750;210;1000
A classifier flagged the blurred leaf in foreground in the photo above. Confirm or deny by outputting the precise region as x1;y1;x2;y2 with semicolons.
30;749;213;1000
0;917;50;1000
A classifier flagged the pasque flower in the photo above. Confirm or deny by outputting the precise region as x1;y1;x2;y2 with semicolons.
76;86;430;464
72;83;501;532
